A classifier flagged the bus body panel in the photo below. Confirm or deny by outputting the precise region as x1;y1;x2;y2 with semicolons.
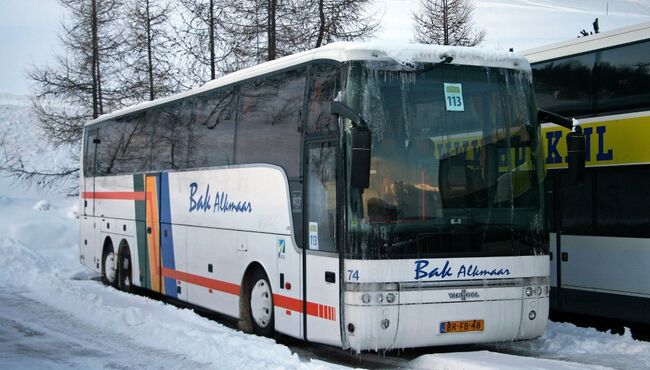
305;253;341;346
557;235;650;298
275;235;303;339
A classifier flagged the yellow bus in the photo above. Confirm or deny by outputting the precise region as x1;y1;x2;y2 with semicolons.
525;22;650;325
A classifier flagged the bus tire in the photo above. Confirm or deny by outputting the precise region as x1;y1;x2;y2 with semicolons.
117;244;132;293
101;242;117;287
243;268;275;337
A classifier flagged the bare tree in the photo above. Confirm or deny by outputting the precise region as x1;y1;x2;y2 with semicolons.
412;0;485;46
122;0;177;101
313;0;380;47
29;0;125;142
220;0;379;68
175;0;239;87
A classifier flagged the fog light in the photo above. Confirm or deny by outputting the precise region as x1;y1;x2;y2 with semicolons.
525;287;533;297
362;294;370;304
534;286;543;296
376;293;383;303
381;319;390;329
347;323;355;333
386;293;396;303
528;310;537;320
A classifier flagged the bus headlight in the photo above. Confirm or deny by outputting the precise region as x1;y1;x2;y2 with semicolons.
376;294;383;303
534;286;543;296
525;287;533;297
386;293;396;303
362;294;370;304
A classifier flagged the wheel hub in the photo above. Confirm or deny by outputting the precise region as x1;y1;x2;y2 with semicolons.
250;279;272;328
104;252;116;283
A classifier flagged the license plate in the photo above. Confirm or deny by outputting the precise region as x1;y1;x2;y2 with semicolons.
440;319;484;333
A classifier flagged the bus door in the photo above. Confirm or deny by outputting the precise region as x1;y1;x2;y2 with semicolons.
303;140;341;346
81;128;99;268
144;174;164;294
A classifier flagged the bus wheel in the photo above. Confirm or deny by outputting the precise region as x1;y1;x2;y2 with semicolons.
101;246;117;287
117;246;132;293
247;269;275;337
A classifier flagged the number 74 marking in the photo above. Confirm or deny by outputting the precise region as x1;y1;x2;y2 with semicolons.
347;269;359;281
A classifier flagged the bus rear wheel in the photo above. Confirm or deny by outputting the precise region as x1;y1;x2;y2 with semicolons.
244;269;275;337
117;246;132;293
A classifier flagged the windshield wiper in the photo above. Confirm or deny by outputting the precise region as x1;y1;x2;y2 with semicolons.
415;55;454;75
388;232;442;249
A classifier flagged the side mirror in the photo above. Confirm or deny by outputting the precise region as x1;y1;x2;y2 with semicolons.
349;126;371;189
331;101;367;127
566;128;585;185
538;108;586;185
330;101;371;189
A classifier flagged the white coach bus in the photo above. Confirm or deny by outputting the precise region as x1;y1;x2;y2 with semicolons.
525;22;650;325
80;42;552;351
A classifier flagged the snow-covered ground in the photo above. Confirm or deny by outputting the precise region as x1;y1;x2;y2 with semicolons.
2;95;650;369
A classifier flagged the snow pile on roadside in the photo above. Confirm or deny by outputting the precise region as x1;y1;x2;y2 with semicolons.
410;350;611;370
32;199;51;211
30;278;347;370
493;321;650;369
0;237;52;287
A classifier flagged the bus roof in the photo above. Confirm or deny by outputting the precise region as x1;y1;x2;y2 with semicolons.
524;21;650;63
86;42;529;126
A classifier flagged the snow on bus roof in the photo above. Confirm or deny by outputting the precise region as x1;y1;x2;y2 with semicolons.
524;21;650;63
86;42;529;126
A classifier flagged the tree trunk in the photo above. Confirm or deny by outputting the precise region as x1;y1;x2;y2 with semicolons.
316;0;326;47
443;0;449;45
267;0;276;60
91;0;99;118
209;0;216;80
146;0;155;101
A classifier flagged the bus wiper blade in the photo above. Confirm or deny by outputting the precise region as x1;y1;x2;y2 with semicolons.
415;55;454;74
388;232;441;249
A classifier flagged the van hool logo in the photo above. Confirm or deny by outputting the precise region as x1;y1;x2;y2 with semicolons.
448;289;480;301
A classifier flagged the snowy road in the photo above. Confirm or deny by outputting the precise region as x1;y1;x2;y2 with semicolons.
0;287;208;369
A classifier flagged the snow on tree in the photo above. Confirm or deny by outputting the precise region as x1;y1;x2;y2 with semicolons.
412;0;485;46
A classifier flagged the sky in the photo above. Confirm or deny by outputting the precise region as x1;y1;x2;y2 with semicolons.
0;0;64;96
0;0;649;95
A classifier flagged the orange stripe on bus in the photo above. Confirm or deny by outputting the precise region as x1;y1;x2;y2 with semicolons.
161;267;240;296
273;294;303;312
160;267;336;321
82;191;146;200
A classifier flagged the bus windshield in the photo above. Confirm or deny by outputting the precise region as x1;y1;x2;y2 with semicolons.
345;61;547;260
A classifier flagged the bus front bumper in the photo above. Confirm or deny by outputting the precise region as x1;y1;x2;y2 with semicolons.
343;285;549;351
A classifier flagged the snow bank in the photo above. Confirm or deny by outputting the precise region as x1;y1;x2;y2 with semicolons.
492;321;650;369
0;237;52;287
410;350;611;370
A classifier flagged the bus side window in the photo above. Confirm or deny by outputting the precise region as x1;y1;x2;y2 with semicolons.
306;64;339;134
84;129;99;177
186;87;237;169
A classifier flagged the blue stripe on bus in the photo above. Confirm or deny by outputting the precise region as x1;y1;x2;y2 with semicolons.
160;172;177;298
